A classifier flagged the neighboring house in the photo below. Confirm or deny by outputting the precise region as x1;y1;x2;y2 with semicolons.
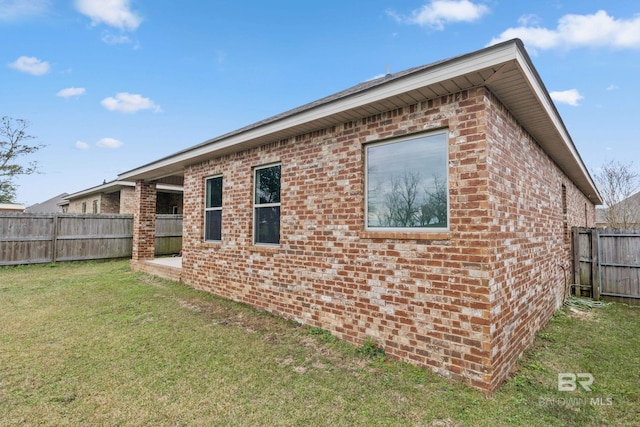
63;180;183;215
119;39;601;392
595;191;640;229
0;203;25;213
25;193;69;213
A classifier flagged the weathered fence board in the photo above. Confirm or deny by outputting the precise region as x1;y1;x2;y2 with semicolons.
155;214;183;255
55;214;134;262
0;213;182;266
572;227;640;304
0;214;55;265
598;232;640;299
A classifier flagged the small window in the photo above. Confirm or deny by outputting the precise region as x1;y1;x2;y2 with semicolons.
365;131;448;231
172;205;179;215
204;176;222;241
254;164;281;245
81;202;87;214
92;200;98;214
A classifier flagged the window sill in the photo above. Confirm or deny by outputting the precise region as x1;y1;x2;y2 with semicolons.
202;241;222;248
250;245;280;254
359;231;451;241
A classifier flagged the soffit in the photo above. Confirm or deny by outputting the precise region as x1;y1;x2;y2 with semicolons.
118;39;601;204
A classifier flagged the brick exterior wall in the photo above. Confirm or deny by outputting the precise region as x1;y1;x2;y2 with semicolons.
483;91;595;386
144;87;594;392
132;181;157;261
101;192;120;213
68;187;182;215
120;187;137;214
68;195;101;213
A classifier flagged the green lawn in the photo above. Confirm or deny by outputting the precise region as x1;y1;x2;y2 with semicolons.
0;260;638;426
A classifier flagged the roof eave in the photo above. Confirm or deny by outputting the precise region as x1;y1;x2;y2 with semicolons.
118;39;601;204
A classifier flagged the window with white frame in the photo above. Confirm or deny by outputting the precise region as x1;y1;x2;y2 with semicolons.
254;164;281;245
365;131;449;231
204;175;223;241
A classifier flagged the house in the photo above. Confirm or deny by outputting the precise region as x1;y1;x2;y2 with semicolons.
0;203;25;213
118;39;601;392
595;191;640;229
62;180;183;215
25;193;69;213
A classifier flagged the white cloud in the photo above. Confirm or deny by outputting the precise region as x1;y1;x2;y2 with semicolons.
9;56;50;75
75;141;90;150
96;138;123;149
0;0;50;21
57;87;86;98
606;84;619;91
101;92;161;113
488;10;640;51
75;0;141;31
388;0;489;30
518;14;541;27
101;32;131;44
550;89;584;106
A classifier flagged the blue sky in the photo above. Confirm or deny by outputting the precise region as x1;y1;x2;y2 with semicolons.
1;0;639;205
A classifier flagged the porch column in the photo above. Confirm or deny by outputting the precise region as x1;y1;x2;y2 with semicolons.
132;180;157;261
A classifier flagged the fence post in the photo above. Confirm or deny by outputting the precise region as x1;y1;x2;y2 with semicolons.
51;213;58;263
571;227;580;291
591;228;600;300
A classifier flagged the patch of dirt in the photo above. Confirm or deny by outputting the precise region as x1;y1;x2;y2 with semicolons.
565;306;594;321
176;299;202;313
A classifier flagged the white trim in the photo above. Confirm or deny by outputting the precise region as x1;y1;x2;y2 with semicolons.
116;40;600;204
513;49;594;190
118;43;519;182
67;180;183;200
204;175;223;242
253;163;282;246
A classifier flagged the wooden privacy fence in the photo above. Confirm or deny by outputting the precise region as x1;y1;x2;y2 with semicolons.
572;227;640;303
0;213;182;266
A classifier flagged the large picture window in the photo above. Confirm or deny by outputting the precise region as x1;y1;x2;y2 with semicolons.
365;131;448;231
204;175;223;241
254;164;281;245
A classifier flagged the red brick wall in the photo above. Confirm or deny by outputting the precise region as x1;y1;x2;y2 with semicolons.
173;87;594;391
132;181;157;261
120;187;137;214
484;91;595;386
101;192;120;213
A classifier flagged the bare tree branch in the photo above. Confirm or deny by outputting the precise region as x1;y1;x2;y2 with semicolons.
594;160;640;228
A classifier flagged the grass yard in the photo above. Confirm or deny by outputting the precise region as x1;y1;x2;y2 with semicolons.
0;260;638;426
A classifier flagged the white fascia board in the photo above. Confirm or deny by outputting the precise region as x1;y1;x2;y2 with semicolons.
514;49;601;201
67;180;135;199
119;43;520;182
156;184;183;192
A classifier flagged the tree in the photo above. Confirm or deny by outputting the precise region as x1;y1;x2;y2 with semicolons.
419;175;447;227
0;116;44;203
593;160;640;229
378;171;447;228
